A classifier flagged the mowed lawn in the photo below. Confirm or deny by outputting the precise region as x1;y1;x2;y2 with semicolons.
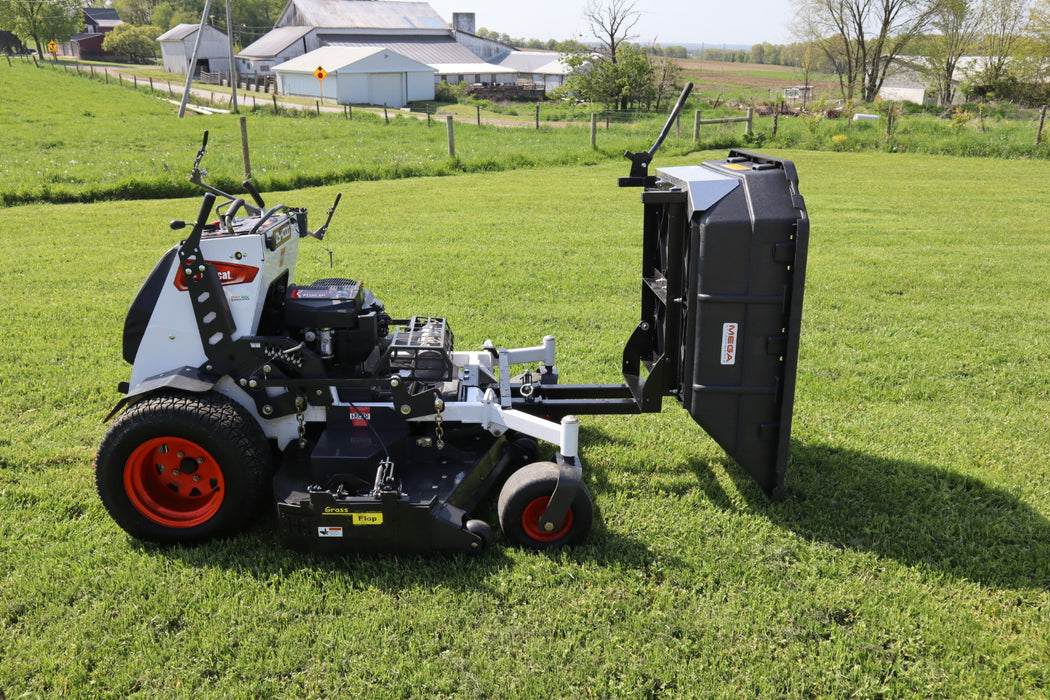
0;150;1048;697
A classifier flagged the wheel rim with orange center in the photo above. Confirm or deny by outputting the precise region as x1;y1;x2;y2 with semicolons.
521;496;574;542
123;437;225;528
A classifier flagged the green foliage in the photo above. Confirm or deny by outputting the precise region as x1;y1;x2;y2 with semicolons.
0;0;81;56
434;79;467;103
101;24;161;63
563;44;659;110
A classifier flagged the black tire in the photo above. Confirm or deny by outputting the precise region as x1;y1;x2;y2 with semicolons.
506;435;541;468
497;462;593;550
95;391;273;544
465;519;494;552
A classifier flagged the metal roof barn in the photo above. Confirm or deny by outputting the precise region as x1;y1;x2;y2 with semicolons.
157;23;231;76
273;46;435;107
276;0;449;31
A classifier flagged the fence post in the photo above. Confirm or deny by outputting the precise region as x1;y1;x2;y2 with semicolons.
1037;105;1047;146
272;93;279;114
446;115;455;157
384;104;389;124
591;113;597;149
676;113;680;139
693;110;701;141
240;116;252;181
746;107;754;135
535;103;540;129
348;104;352;119
315;100;320;116
476;104;481;126
427;105;431;127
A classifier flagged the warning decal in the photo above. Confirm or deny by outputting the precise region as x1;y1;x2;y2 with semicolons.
318;526;344;537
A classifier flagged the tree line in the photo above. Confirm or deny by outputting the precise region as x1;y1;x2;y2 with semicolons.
792;0;1050;106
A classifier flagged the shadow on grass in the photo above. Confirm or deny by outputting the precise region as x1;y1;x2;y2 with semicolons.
134;519;653;591
710;440;1050;591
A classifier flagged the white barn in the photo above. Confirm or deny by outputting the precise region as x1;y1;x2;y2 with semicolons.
157;23;231;76
238;1;518;87
273;46;435;107
492;50;571;90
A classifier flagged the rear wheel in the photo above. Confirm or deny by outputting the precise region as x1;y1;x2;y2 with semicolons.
96;392;272;544
497;462;593;550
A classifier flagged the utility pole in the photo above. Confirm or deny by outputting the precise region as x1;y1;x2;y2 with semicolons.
178;0;213;118
226;0;238;112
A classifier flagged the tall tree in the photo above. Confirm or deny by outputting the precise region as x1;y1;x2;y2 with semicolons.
978;0;1031;86
0;0;82;58
792;0;941;101
920;0;985;105
584;0;640;63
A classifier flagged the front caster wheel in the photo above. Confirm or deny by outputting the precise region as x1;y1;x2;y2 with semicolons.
95;391;273;545
465;519;494;552
497;462;593;550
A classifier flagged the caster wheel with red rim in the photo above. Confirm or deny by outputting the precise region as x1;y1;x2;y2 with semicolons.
497;462;593;549
95;391;272;544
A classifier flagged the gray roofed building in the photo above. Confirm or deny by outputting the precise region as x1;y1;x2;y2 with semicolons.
318;34;481;65
158;23;232;76
236;0;566;97
239;26;313;58
491;50;571;90
276;0;449;31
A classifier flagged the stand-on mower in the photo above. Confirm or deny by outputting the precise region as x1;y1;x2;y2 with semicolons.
95;84;809;553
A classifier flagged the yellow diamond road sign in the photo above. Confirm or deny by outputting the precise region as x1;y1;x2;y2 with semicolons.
48;41;58;53
314;66;327;81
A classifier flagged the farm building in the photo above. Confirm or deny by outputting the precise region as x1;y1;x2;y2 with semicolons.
272;46;435;106
157;23;231;76
879;56;992;106
490;49;571;90
62;8;123;60
238;0;554;95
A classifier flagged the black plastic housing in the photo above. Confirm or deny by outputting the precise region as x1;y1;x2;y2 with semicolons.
632;151;809;498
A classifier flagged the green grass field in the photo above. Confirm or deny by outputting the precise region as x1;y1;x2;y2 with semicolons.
1;143;1049;696
1;60;702;206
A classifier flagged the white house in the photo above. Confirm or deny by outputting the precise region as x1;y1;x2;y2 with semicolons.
273;46;435;107
157;23;231;76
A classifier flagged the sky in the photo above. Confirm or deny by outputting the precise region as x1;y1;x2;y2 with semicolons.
423;0;795;47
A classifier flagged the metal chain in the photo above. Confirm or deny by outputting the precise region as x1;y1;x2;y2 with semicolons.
295;396;307;448
434;397;445;450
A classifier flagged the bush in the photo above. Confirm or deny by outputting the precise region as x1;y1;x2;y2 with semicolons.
435;80;468;103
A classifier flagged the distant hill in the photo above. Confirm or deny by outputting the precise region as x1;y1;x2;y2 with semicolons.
665;43;752;51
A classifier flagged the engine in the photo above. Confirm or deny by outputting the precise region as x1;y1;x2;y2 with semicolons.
282;278;391;374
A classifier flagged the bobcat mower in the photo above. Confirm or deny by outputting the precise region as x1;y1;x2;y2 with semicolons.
95;84;809;553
